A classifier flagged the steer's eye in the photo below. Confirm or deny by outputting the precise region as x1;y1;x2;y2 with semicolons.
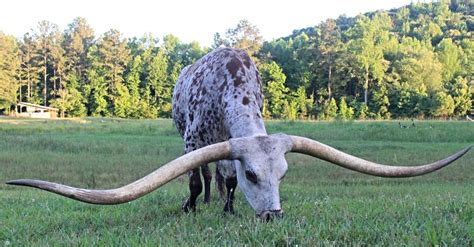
245;170;258;184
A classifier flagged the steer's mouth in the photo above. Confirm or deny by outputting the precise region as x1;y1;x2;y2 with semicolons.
257;209;284;221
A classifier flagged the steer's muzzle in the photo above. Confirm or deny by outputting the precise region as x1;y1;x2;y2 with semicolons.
258;209;284;221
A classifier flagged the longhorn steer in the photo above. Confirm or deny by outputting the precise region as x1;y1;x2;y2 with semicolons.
7;48;471;221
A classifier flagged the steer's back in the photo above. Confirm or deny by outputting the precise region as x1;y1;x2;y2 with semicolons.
172;48;264;150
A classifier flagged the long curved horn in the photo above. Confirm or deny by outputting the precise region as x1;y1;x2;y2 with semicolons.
289;135;471;177
6;142;232;204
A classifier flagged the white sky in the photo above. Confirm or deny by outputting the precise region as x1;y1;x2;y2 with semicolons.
1;0;416;46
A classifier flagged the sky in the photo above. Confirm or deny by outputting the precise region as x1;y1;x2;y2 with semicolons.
1;0;417;46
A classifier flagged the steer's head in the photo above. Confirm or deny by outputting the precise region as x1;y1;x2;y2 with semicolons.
6;134;471;221
230;134;292;220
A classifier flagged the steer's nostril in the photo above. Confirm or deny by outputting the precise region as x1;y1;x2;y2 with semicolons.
258;211;271;222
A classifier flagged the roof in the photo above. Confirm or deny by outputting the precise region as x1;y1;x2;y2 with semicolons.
18;102;59;111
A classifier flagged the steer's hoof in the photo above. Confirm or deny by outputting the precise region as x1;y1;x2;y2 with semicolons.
182;199;196;213
223;203;234;214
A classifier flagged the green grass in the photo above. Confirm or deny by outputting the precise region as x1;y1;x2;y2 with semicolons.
0;118;473;245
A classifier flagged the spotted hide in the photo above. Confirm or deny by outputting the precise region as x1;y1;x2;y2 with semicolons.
172;48;267;213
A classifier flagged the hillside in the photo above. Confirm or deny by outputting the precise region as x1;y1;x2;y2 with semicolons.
0;0;472;119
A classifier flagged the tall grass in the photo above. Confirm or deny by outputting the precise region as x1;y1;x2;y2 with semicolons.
0;118;472;245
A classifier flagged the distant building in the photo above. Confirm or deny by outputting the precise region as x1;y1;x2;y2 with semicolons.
14;102;58;119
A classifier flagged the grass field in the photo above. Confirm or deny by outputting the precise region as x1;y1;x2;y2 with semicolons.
0;118;473;245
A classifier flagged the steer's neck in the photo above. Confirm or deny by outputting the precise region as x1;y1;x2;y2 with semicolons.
228;112;267;138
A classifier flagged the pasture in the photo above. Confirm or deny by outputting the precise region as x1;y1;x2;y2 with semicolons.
0;118;472;245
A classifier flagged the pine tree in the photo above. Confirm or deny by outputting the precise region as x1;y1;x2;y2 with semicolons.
338;97;354;120
0;32;20;112
224;19;263;60
50;30;65;98
324;98;338;120
125;55;143;118
311;19;342;101
18;33;41;103
260;62;288;118
61;17;94;116
85;45;109;116
145;48;168;117
87;29;131;117
295;86;312;119
63;17;94;83
33;20;58;106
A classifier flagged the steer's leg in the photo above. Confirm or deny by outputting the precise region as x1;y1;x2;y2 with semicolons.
224;176;237;213
201;164;212;204
217;160;238;214
182;168;203;212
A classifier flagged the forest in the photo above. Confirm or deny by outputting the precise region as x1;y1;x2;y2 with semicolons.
0;0;472;119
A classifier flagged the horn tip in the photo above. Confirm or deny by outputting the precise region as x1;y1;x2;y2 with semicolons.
6;179;41;187
6;179;24;185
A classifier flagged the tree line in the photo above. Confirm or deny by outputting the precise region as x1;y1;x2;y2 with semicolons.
0;0;472;119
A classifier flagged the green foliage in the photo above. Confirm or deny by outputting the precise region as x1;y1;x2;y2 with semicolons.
0;1;473;119
0;32;20;110
370;81;391;119
295;86;312;119
222;19;263;59
448;76;471;116
338;97;354;120
429;91;455;118
260;61;289;118
356;103;369;120
436;38;462;84
347;13;390;104
318;98;338;120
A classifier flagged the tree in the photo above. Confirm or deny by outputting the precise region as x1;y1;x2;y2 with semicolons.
347;14;390;105
429;91;455;118
323;98;338;120
59;17;94;116
0;32;20;112
447;76;471;116
436;38;462;84
145;48;168;116
50;73;86;117
310;19;342;101
18;33;41;103
211;32;228;49
33;20;58;106
260;62;288;118
125;55;143;118
371;80;391;119
294;86;312;119
85;45;109;116
224;19;263;59
338;97;354;120
391;37;443;94
63;17;95;82
89;29;131;116
50;29;65;98
261;33;312;91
